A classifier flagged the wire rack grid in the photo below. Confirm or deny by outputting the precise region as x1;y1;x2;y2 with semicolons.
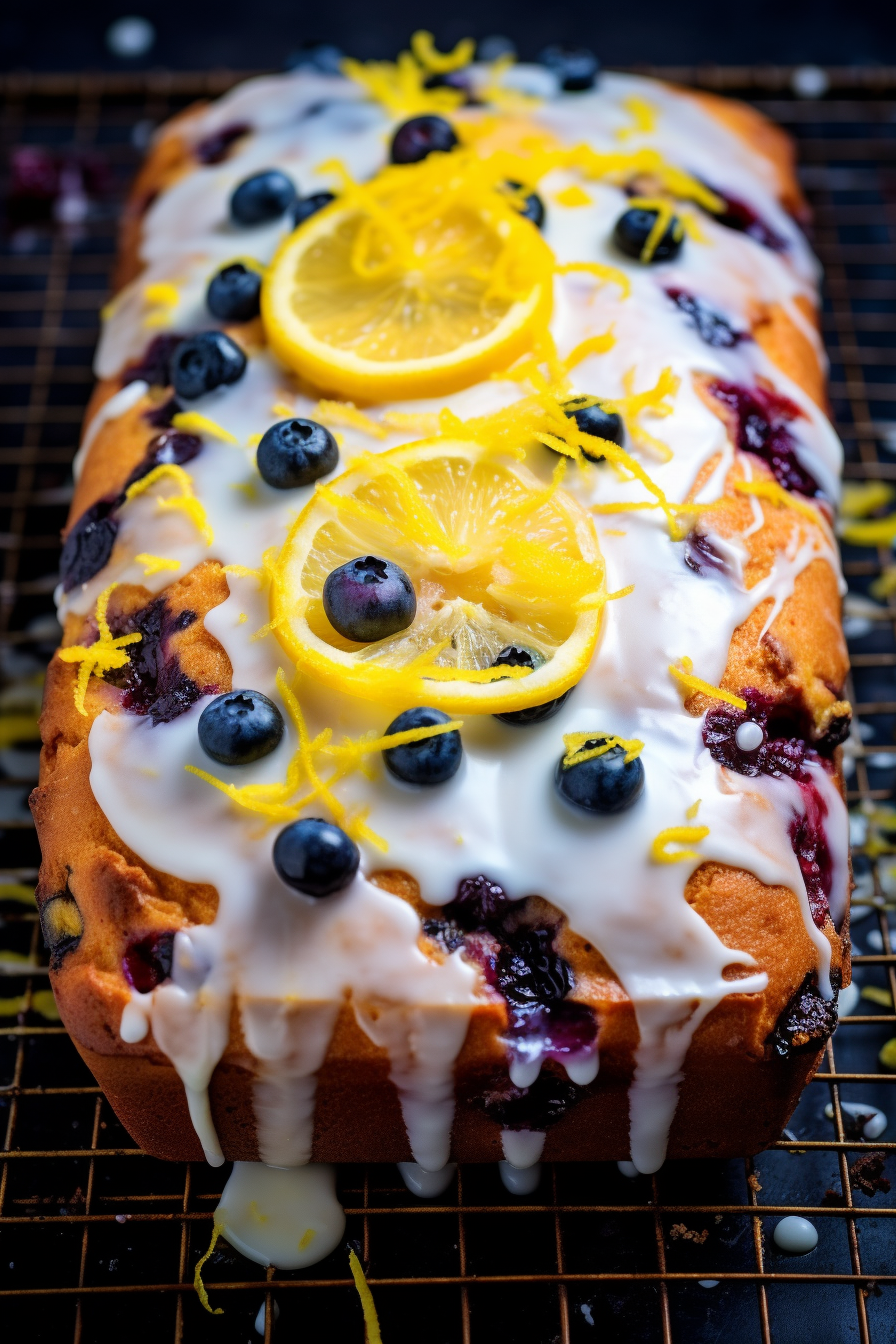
0;65;894;1344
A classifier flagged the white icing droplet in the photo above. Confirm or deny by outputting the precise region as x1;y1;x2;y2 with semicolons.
216;1162;345;1270
508;1055;543;1089
865;929;884;952
735;721;764;752
254;1298;280;1335
790;65;830;99
617;1160;639;1179
171;930;213;993
397;1162;457;1198
501;1129;546;1168
580;1302;595;1326
773;1215;818;1254
564;1050;599;1085
499;1161;543;1196
119;998;149;1043
824;1100;887;1140
837;981;860;1017
698;1280;719;1288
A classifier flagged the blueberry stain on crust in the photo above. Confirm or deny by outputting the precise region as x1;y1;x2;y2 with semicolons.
40;882;84;968
124;930;176;992
768;974;838;1058
105;595;209;725
195;121;251;165
122;333;186;388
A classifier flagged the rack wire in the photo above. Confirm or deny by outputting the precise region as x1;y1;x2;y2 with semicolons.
0;65;894;1344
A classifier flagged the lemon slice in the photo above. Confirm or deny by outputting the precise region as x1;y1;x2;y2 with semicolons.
271;439;605;714
261;177;554;402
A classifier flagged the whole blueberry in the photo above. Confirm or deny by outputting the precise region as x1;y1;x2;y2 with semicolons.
291;191;336;228
323;555;416;642
169;331;247;399
555;739;645;814
492;645;571;726
613;207;684;263
563;398;625;462
539;45;600;92
206;261;262;322
390;115;458;165
273;817;360;897
505;180;545;229
257;417;339;489
230;169;297;226
198;690;284;765
383;706;462;786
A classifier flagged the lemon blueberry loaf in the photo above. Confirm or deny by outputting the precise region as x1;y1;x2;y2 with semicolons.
34;37;850;1178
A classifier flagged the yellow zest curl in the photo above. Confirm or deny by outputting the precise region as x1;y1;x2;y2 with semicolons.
313;399;389;440
557;259;631;299
735;478;822;526
839;513;896;548
410;30;475;74
134;553;181;577
348;1249;383;1344
840;480;895;519
124;463;213;546
170;411;238;443
555;185;592;207
616;96;657;142
625;196;684;263
562;732;644;767
194;1223;225;1315
669;657;747;710
57;583;142;716
651;825;710;864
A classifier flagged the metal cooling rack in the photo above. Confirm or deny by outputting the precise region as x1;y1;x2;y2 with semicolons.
0;65;894;1344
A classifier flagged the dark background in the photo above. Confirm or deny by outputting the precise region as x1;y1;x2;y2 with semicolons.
2;0;896;73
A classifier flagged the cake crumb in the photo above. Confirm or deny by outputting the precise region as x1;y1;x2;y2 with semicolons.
748;1172;762;1193
669;1223;709;1244
849;1151;890;1197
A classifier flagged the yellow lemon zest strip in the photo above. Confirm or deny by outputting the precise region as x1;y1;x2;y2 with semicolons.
223;563;264;582
0;714;39;747
562;731;644;767
143;281;179;308
125;463;213;546
651;825;710;864
840;480;895;518
341;48;465;118
313;399;389;440
616;95;658;141
57;583;142;716
870;566;896;600
625;196;684;263
555;185;592;207
134;553;181;577
348;1249;383;1344
170;411;238;443
669;657;747;710
564;331;616;369
606;584;635;601
557;259;631;299
0;882;36;904
735;478;822;526
381;410;441;436
839;513;896;548
422;665;532;683
194;1223;225;1315
686;799;702;820
324;718;463;769
410;29;475;74
271;400;295;417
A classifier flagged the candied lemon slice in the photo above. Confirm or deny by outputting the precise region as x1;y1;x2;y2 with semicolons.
271;439;605;714
261;173;554;402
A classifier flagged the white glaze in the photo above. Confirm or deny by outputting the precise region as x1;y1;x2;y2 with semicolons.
616;1160;639;1178
773;1215;818;1253
498;1159;543;1195
824;1101;887;1139
501;1128;547;1168
735;721;764;752
70;61;849;1176
215;1161;345;1269
397;1161;457;1197
254;1298;280;1336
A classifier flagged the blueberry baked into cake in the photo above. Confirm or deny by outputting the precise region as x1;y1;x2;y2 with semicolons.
34;35;851;1191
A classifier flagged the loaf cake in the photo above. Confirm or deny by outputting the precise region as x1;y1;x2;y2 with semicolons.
33;36;851;1179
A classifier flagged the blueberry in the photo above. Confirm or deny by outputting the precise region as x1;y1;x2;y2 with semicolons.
555;739;645;814
60;499;119;592
257;417;339;489
613;207;683;263
390;115;458;165
206;261;262;322
562;398;625;462
198;689;284;765
273;817;360;897
497;927;574;1008
491;645;571;726
538;45;600;92
383;706;463;786
123;931;176;993
323;555;416;642
505;180;545;229
230;169;297;226
169;331;247;400
290;191;336;228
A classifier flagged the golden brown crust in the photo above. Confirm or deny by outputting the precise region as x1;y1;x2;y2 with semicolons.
35;80;850;1163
